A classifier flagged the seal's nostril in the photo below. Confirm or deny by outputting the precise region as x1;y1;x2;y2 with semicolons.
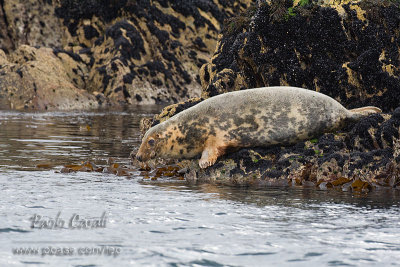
136;155;142;162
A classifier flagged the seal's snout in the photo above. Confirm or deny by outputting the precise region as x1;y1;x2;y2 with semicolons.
129;150;136;160
136;154;143;162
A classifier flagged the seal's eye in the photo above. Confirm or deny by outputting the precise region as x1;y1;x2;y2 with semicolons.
148;139;155;146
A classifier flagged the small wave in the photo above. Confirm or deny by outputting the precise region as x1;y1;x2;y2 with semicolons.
0;228;30;233
236;251;276;256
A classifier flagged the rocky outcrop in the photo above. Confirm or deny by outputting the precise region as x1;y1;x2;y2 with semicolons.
0;0;63;53
0;45;98;110
142;0;400;191
0;0;253;110
200;0;400;111
57;0;252;105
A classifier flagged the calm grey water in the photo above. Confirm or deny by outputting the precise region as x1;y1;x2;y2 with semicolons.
1;108;400;267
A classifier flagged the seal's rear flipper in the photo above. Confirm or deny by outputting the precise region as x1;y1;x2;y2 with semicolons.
350;106;382;115
349;106;382;121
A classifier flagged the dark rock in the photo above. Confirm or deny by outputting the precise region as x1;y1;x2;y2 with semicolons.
200;1;400;111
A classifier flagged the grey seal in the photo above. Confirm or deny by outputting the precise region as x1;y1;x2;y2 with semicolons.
136;86;381;168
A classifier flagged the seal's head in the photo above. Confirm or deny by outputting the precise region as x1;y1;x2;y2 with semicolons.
136;125;166;162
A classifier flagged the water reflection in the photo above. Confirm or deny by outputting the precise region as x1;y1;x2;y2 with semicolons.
0;106;161;171
153;183;400;209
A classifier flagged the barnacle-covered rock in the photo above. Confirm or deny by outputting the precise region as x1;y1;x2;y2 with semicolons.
200;0;400;111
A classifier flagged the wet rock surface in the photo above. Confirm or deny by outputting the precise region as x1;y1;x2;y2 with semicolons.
0;0;252;110
143;0;400;191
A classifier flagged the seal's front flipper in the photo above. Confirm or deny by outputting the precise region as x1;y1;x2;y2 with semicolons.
199;147;220;169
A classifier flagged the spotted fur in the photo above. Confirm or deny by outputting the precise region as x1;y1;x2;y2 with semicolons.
136;86;381;168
